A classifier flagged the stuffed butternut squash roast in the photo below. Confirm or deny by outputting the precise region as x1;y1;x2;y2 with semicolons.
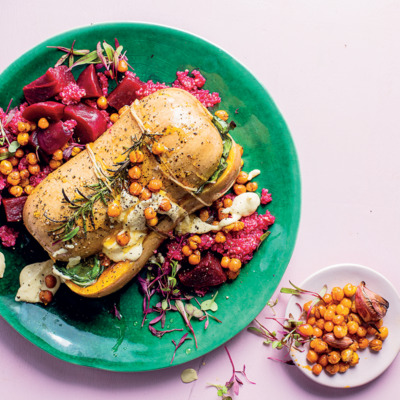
23;88;242;298
0;40;275;312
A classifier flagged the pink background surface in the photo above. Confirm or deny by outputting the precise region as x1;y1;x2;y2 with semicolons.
1;1;400;399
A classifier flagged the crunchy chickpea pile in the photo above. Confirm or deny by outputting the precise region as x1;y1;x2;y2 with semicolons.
299;283;389;376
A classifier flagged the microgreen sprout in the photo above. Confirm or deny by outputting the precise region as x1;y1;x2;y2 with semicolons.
171;333;192;364
209;346;255;399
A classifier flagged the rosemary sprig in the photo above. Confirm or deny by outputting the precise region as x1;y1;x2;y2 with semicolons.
48;136;143;242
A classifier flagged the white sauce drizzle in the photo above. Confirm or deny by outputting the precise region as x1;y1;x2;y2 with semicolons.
15;260;61;303
102;191;185;263
0;252;5;278
247;169;261;181
175;192;260;235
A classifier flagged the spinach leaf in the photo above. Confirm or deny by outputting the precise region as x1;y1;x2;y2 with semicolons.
54;255;104;287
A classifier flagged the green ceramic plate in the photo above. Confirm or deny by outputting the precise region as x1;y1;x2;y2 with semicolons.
0;23;300;371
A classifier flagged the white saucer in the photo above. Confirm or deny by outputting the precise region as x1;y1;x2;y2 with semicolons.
285;263;400;388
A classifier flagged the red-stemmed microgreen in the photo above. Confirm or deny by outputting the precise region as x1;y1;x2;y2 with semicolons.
49;39;130;79
171;333;192;364
280;281;327;320
209;346;255;399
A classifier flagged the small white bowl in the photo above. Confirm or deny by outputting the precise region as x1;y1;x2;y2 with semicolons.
285;263;400;388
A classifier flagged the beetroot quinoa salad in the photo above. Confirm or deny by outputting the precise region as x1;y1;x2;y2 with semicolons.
0;39;275;322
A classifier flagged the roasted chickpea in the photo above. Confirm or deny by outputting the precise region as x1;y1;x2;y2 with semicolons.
325;363;340;375
223;197;233;208
315;318;325;330
318;354;328;367
107;202;122;218
15;148;25;158
341;349;354;363
324;321;334;332
298;324;314;337
49;159;62;170
235;171;248;184
110;113;119;123
246;182;258;192
215;231;226;244
312;363;323;376
17;133;29;146
357;326;368;338
117;59;128;73
199;209;209;221
129;182;143;196
152;142;167;155
214;110;229;121
97;96;108;110
343;283;357;297
128;165;142;180
159;198;172;212
182;245;193;257
327;351;341;365
7;171;21;186
358;337;369;349
52;149;64;161
376;326;389;340
24;185;34;195
331;287;344;302
306;349;319;364
314;339;328;354
147;216;158;227
369;339;383;352
38;117;49;130
233;184;246;195
140;188;152;201
313;327;323;338
340;298;352;308
322;293;333;304
188;235;201;250
39;290;53;305
9;185;23;197
347;320;359;335
148;179;163;192
0;160;13;175
332;314;345;325
335;304;350;316
221;256;230;268
333;325;348;339
338;362;350;373
228;258;242;272
324;309;335;321
116;230;131;247
349;352;359;367
26;152;38;165
188;252;201;265
45;275;57;289
144;207;157;220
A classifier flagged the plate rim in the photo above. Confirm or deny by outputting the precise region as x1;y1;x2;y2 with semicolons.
0;21;301;371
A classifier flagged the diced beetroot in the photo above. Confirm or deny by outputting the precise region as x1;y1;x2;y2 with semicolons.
37;121;74;154
77;64;103;98
63;103;107;144
22;101;65;122
23;66;76;104
178;253;227;288
107;74;144;110
3;196;28;222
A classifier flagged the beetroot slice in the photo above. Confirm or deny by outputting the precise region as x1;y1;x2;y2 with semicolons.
178;252;227;288
3;196;28;222
107;74;143;110
63;103;107;144
77;64;103;98
37;121;74;154
23;66;76;104
22;101;65;122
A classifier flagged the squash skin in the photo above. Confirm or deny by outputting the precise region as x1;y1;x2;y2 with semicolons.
23;88;242;298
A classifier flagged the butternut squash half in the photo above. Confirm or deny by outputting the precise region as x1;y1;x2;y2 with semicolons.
23;88;242;298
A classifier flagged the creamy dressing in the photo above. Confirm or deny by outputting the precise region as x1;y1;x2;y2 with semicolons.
175;192;260;235
247;169;261;181
102;191;185;263
15;260;61;303
0;252;5;278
